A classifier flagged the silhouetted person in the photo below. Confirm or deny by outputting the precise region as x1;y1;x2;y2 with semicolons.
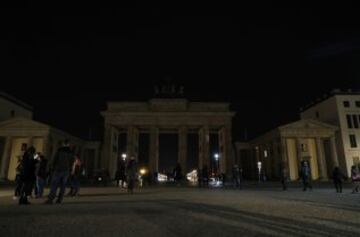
232;165;240;189
332;166;345;193
174;163;182;185
300;161;312;191
202;165;209;187
35;153;48;198
197;168;202;187
18;147;36;205
351;165;360;194
126;157;137;194
68;154;81;197
281;167;289;191
115;159;126;188
13;157;23;200
45;140;74;204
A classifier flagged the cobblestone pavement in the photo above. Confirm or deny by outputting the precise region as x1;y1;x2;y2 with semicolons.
0;186;360;237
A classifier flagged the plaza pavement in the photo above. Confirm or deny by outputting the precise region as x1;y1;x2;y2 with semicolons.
0;183;360;237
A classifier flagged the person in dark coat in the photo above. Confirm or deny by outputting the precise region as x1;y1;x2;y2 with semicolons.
174;163;182;185
280;167;289;191
202;165;209;187
332;166;346;193
126;157;137;194
196;168;202;187
300;161;312;191
232;165;241;189
115;158;126;188
18;146;36;205
45;140;74;204
13;157;23;200
68;154;81;197
35;153;48;198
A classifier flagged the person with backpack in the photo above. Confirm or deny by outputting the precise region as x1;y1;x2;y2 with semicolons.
45;139;74;204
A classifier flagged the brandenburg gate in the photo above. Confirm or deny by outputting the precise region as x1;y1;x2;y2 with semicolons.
101;98;235;177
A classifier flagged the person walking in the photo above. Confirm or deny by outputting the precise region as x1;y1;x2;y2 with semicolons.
300;161;312;191
126;157;137;194
232;164;240;189
332;166;345;193
281;167;289;191
202;165;209;187
45;140;74;204
68;154;81;197
351;165;360;194
115;158;126;188
18;147;37;205
174;163;182;186
35;153;48;198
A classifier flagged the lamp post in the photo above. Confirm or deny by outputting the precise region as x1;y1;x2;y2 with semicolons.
257;161;262;183
122;153;127;161
214;153;220;174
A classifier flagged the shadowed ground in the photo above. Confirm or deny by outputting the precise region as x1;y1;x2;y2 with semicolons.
0;185;359;237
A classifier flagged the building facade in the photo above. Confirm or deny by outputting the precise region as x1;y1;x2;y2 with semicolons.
301;90;360;176
0;117;101;181
101;99;235;178
0;92;100;181
236;119;339;181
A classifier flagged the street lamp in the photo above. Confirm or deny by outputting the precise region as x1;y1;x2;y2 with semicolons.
214;153;220;174
122;153;127;161
257;161;262;183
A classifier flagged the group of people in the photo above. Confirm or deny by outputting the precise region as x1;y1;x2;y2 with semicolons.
14;146;48;204
114;157;138;194
14;139;82;205
280;161;359;193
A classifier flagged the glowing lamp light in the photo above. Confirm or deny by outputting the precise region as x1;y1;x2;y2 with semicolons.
122;153;127;160
214;153;219;161
139;168;147;175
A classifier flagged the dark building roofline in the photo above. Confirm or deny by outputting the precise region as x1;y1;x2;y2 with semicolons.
300;89;360;112
0;91;33;111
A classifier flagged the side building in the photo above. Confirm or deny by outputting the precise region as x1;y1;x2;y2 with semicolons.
0;93;101;181
236;119;339;181
301;89;360;176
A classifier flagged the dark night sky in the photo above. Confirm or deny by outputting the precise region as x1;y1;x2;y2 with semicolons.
1;5;360;141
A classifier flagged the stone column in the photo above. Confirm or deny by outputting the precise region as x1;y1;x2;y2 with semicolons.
280;138;288;169
0;137;12;180
296;138;302;163
178;126;187;173
110;127;120;178
316;137;328;180
219;125;231;174
149;127;159;174
199;126;210;170
101;125;112;170
330;136;339;167
272;141;280;179
126;126;139;160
